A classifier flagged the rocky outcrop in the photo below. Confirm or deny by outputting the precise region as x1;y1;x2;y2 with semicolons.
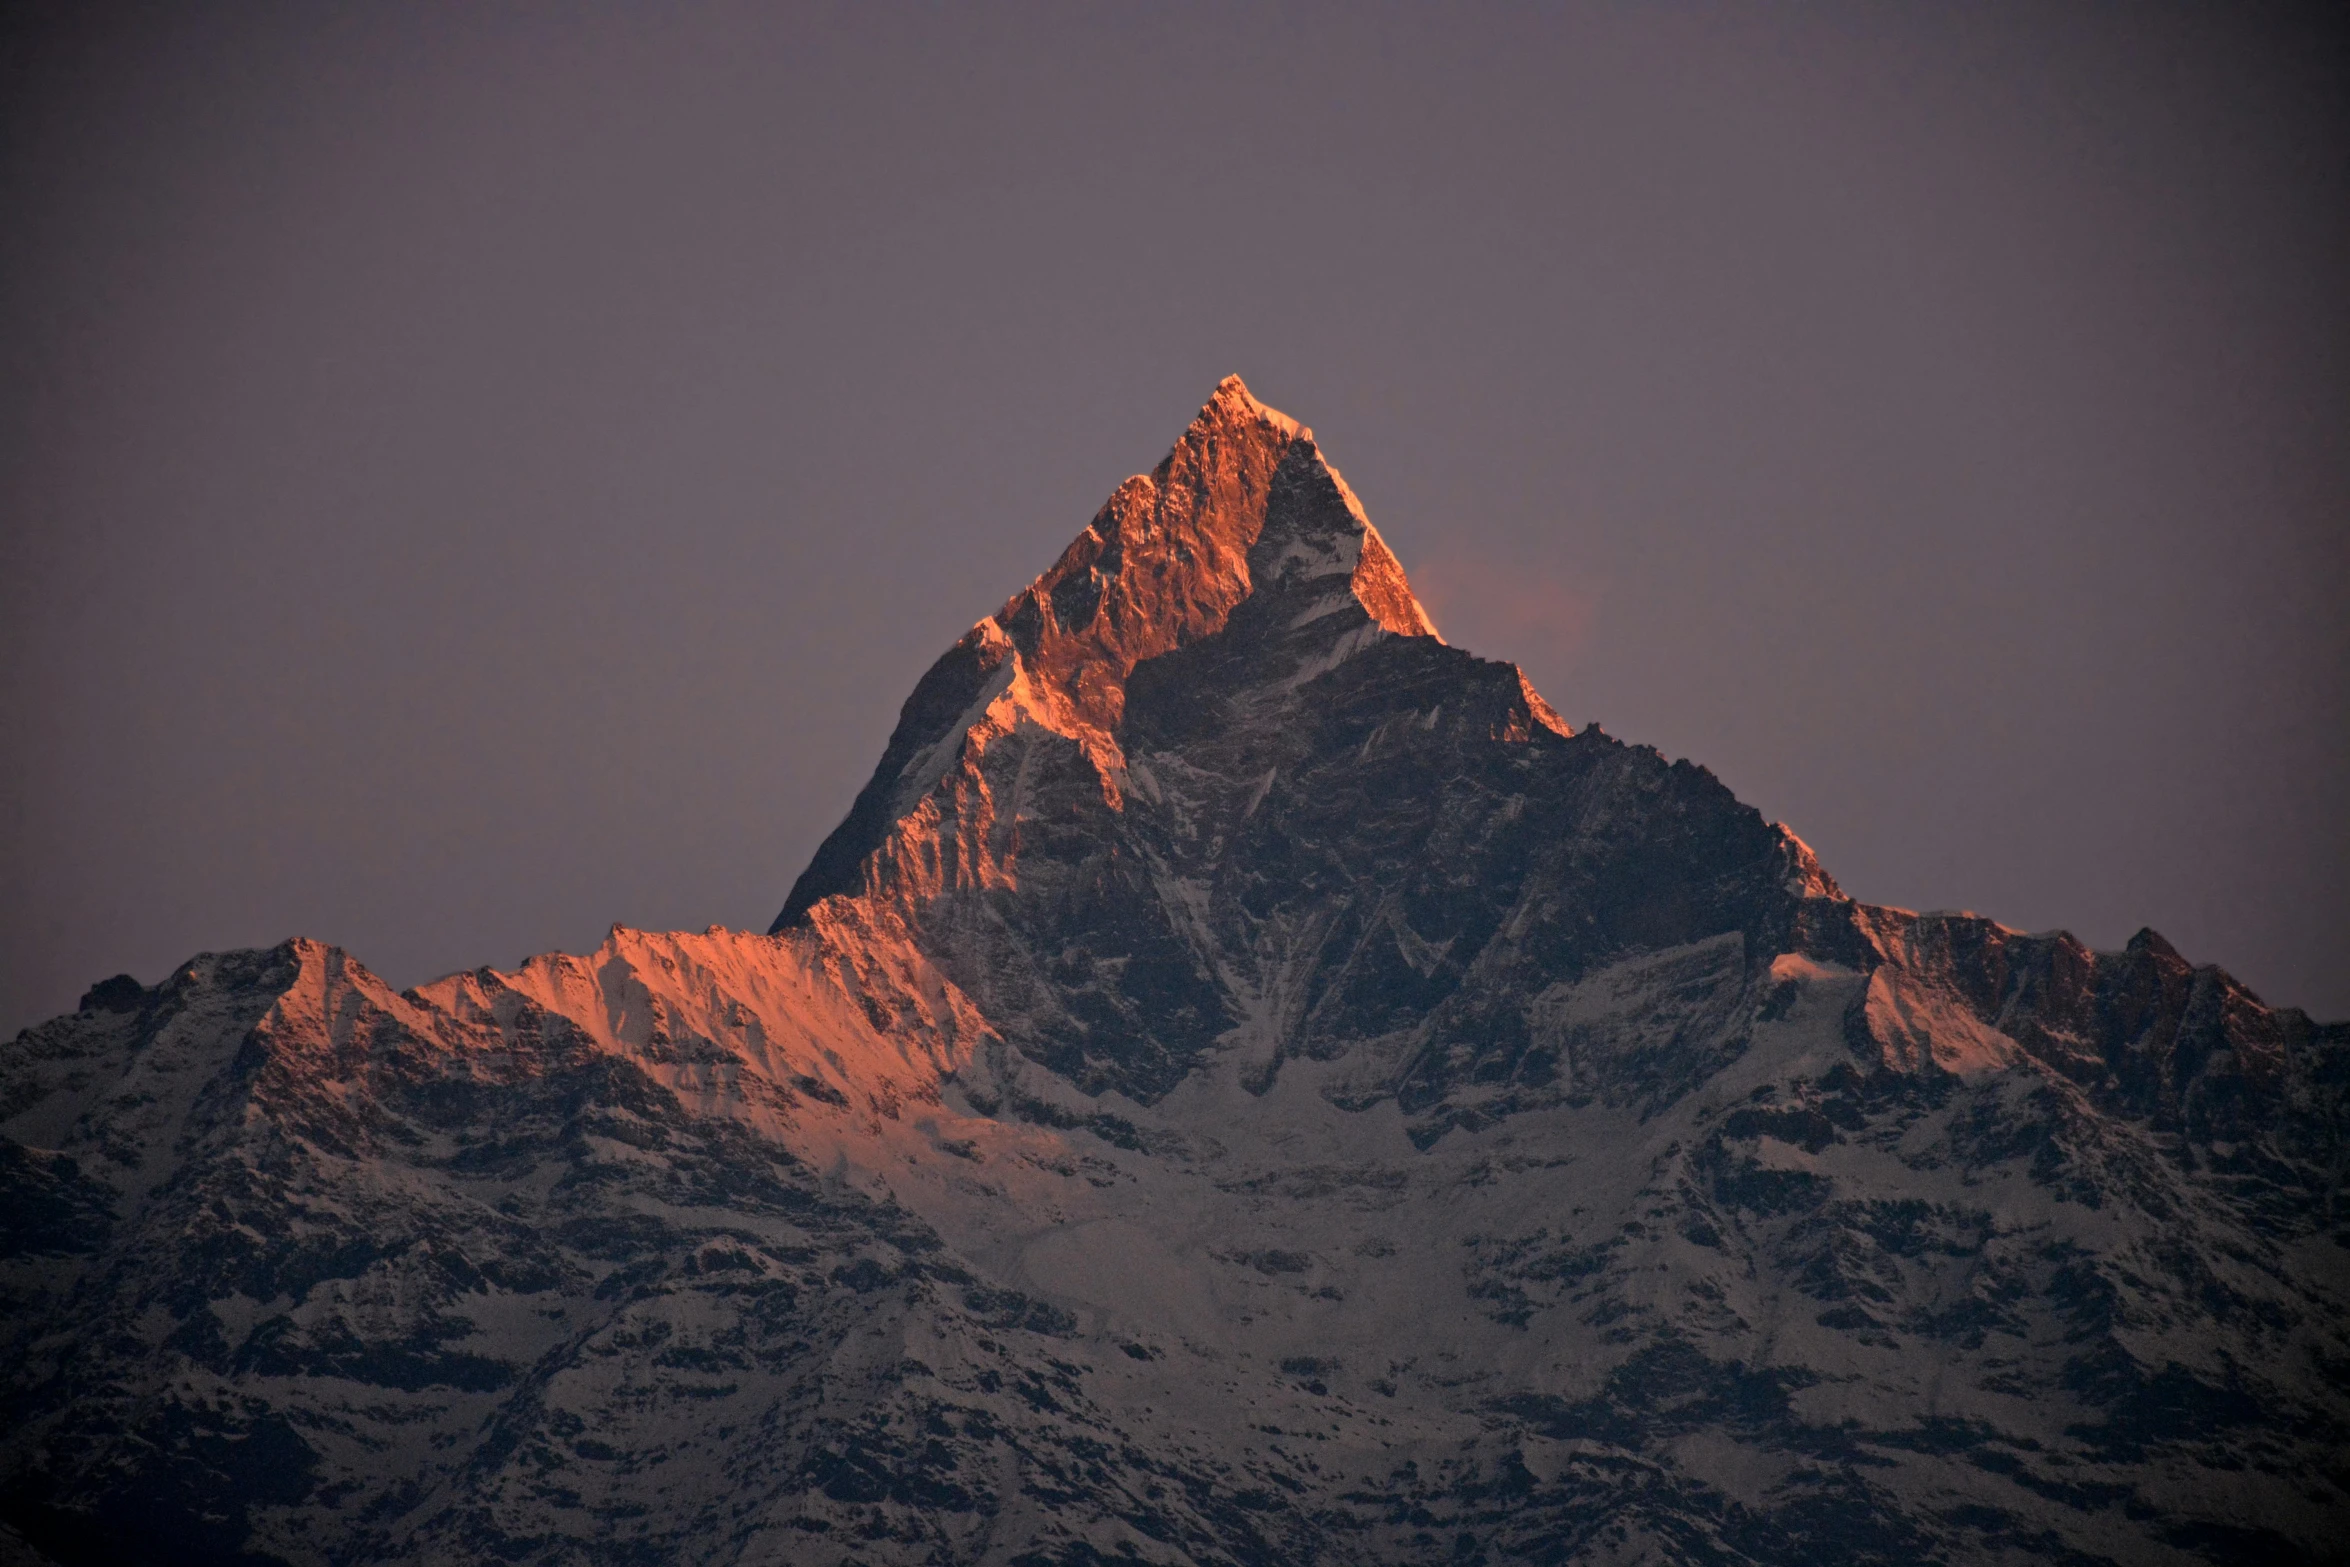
4;380;2345;1565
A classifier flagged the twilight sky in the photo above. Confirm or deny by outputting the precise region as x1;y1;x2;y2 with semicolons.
3;3;2345;1033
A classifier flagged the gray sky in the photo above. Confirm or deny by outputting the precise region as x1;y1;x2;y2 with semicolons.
4;2;2345;1034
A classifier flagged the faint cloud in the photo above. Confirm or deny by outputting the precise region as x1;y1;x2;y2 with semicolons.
1409;549;1597;697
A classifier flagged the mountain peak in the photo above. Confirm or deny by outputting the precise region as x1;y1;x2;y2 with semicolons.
999;376;1440;670
774;379;1459;929
1202;371;1299;436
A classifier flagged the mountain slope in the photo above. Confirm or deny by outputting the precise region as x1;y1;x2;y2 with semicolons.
4;379;2346;1566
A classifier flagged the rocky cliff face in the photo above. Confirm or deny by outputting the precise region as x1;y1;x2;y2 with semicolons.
4;380;2346;1567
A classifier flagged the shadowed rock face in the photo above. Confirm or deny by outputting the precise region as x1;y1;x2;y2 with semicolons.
777;378;1717;1110
771;379;2334;1161
4;381;2347;1567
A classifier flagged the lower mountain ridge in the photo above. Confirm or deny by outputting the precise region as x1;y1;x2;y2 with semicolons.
5;379;2345;1567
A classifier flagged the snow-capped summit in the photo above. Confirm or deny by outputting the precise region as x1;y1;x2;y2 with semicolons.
3;383;2345;1567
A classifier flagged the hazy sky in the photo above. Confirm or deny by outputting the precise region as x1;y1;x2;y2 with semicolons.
4;3;2345;1034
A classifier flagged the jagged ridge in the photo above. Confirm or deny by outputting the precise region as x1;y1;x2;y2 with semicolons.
4;379;2347;1567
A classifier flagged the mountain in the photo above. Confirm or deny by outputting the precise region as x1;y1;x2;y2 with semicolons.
4;378;2346;1567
